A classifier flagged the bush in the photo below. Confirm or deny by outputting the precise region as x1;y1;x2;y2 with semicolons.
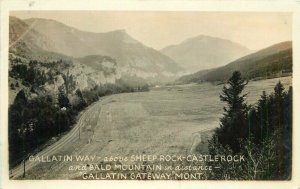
207;134;277;180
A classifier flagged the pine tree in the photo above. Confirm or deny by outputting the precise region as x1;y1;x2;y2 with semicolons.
256;91;269;142
207;79;292;179
214;71;249;153
272;81;286;178
283;86;292;179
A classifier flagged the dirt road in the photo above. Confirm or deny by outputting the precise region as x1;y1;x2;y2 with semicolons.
9;77;291;179
9;96;111;179
11;89;213;179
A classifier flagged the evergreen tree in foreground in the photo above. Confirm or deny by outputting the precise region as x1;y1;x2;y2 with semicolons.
247;81;292;179
207;76;292;180
214;71;249;153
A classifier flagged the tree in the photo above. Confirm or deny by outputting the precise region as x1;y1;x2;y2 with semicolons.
55;110;70;133
9;90;29;167
206;79;292;180
248;91;270;144
213;71;249;153
13;89;28;108
62;71;76;94
271;81;287;178
58;86;71;109
283;86;292;179
257;91;269;138
74;89;87;111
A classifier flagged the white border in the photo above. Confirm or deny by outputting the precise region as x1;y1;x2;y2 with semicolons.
1;1;300;189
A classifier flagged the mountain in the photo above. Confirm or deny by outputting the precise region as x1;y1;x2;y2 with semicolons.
22;18;184;80
9;17;121;103
10;16;50;51
9;16;187;104
161;35;251;73
176;41;292;84
9;16;69;62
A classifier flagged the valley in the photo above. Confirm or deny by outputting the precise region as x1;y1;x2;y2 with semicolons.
10;76;292;179
6;11;293;181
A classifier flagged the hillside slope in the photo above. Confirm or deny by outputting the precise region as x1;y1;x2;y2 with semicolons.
176;41;292;84
9;16;70;62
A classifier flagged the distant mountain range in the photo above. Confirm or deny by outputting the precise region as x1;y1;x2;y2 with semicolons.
21;17;184;79
8;16;186;104
160;35;251;73
176;41;292;84
9;16;292;96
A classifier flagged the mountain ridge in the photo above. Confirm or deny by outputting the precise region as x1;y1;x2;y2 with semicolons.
10;16;185;84
160;34;251;73
23;17;184;78
162;34;250;50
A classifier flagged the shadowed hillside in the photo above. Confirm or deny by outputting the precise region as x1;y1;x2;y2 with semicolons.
176;41;292;84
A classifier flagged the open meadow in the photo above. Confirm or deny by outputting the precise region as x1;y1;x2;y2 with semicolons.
12;76;292;179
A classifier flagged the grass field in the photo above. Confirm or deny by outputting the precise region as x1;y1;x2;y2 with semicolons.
18;76;292;179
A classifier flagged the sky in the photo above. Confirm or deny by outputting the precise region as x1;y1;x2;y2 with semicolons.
11;11;292;51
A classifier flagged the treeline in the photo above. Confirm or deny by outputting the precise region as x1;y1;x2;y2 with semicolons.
9;62;47;88
81;81;149;105
9;90;76;168
206;71;292;180
9;59;72;91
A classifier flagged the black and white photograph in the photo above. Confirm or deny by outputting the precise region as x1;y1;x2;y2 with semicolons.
1;2;299;188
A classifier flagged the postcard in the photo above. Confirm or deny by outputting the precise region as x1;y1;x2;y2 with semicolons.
1;0;300;189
